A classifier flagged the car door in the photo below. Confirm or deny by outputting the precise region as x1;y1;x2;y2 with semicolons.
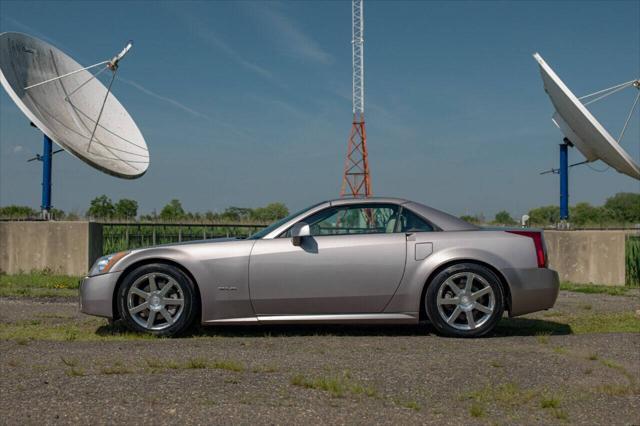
249;203;407;315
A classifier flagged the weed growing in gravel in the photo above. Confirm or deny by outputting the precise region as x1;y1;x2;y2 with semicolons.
559;282;633;296
186;358;208;369
290;373;377;399
469;402;485;417
0;319;159;342
100;361;132;375
540;395;561;409
600;359;623;370
490;361;503;368
553;346;567;355
212;360;244;372
462;382;536;419
501;311;640;335
587;353;598;361
14;337;29;345
598;383;639;396
394;399;421;411
66;367;85;377
535;332;550;344
571;312;640;334
60;356;78;367
252;365;278;373
291;374;345;398
553;408;569;421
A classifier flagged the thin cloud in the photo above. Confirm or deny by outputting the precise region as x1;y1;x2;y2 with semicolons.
0;17;209;121
166;5;273;80
251;4;333;65
191;25;273;80
0;16;75;54
12;145;23;153
117;77;211;121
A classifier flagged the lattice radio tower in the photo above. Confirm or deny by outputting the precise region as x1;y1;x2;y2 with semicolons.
340;0;372;198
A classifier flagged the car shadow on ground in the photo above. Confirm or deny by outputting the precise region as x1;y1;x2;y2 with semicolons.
96;317;572;339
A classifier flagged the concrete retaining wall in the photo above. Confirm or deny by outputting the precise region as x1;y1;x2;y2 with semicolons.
0;221;636;285
0;221;103;276
544;230;637;286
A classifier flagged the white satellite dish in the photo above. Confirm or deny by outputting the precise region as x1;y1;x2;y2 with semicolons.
533;53;639;180
0;32;149;179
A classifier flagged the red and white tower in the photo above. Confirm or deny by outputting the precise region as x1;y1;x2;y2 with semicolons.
340;0;371;198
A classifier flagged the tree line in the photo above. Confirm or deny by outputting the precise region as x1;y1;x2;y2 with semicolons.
460;192;640;227
1;192;637;227
0;195;289;223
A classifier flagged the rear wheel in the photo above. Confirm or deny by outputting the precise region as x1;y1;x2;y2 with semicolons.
425;263;504;337
117;263;197;337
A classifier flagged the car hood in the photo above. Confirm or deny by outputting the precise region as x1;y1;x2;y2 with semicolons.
128;237;241;253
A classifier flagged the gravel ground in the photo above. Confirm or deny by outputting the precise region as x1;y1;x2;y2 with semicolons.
1;291;638;425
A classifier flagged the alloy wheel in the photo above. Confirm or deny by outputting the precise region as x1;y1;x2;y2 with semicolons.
436;272;495;331
126;272;185;331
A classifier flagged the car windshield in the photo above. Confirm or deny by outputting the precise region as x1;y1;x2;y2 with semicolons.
246;202;324;239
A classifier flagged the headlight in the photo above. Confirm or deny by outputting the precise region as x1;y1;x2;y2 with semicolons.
89;251;129;276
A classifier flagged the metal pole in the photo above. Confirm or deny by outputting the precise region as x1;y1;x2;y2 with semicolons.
559;142;569;222
41;135;53;219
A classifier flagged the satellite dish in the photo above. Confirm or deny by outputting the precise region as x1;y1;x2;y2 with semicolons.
533;53;639;180
0;32;149;179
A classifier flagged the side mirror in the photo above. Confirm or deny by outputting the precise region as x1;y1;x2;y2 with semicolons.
291;222;311;246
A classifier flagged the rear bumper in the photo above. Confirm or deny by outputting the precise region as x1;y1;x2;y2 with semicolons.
502;267;560;317
79;272;121;318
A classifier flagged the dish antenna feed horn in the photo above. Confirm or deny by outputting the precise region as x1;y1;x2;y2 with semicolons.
0;33;149;220
534;53;640;228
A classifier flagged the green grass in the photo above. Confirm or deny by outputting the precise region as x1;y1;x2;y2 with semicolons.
500;311;640;336
100;361;132;375
462;383;571;421
535;332;550;344
569;312;640;334
212;360;245;372
469;402;485;417
0;271;80;297
185;358;208;369
0;319;157;342
65;367;86;377
540;395;561;409
144;357;244;372
290;373;377;399
559;282;634;296
396;399;421;411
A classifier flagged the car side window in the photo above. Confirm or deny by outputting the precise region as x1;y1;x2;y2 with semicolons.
299;204;400;236
399;208;434;233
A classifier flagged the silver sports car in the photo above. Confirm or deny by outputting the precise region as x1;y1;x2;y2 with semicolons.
80;198;559;337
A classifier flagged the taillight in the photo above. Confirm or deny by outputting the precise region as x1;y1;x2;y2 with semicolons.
506;230;547;268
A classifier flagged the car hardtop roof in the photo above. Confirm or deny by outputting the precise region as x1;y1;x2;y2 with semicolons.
323;197;478;231
327;197;410;206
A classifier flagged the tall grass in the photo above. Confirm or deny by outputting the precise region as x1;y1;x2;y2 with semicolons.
102;223;266;253
626;235;639;287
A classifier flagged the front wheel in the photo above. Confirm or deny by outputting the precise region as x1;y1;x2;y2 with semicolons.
425;263;504;337
117;263;198;337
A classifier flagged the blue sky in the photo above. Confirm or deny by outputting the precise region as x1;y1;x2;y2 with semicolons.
1;0;638;219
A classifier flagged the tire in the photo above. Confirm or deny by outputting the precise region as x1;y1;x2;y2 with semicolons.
425;263;504;338
117;263;198;337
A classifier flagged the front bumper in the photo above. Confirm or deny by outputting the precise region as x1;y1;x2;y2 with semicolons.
79;271;122;318
502;267;560;317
